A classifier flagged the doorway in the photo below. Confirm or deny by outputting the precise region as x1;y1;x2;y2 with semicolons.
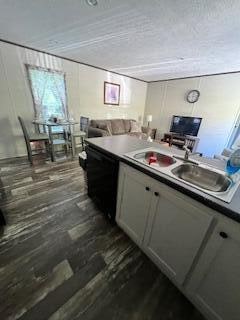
228;108;240;148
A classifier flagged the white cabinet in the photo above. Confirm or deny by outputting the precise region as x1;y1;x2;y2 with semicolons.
187;219;240;320
143;184;213;285
116;163;213;285
116;163;153;246
117;163;240;320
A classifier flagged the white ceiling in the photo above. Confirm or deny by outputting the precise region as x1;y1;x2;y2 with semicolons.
0;0;240;81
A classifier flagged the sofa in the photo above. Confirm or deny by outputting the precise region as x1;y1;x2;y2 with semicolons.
214;148;234;161
88;118;156;139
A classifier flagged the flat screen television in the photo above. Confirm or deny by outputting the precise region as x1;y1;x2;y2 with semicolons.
170;115;202;136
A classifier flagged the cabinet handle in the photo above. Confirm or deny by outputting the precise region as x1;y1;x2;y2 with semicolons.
219;231;228;239
145;186;150;191
154;192;159;197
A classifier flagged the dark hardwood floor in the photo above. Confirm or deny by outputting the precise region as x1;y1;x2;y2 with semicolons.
0;156;205;320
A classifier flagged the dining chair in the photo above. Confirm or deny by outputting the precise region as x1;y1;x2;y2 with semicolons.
48;134;71;162
71;116;89;156
80;116;90;136
18;116;50;165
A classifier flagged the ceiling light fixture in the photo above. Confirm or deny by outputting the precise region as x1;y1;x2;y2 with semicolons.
86;0;98;6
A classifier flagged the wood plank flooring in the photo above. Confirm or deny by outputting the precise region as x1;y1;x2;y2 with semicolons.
0;156;205;320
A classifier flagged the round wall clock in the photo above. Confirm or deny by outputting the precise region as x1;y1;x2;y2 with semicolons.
187;90;200;103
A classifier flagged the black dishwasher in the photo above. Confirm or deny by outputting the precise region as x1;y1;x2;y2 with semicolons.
86;145;119;221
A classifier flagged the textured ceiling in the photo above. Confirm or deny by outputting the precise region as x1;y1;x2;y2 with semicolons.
0;0;240;81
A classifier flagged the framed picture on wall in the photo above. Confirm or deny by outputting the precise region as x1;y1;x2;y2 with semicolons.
104;81;120;105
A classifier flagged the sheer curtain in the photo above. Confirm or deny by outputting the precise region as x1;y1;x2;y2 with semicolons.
27;65;68;121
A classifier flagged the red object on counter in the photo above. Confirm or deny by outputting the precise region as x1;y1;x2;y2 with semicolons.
149;156;157;165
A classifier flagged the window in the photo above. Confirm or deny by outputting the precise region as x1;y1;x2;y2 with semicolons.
27;65;68;121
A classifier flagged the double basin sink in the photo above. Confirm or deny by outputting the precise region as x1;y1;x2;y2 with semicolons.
126;149;235;202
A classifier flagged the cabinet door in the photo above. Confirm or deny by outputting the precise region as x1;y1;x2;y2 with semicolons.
187;221;240;320
116;165;153;246
144;184;213;285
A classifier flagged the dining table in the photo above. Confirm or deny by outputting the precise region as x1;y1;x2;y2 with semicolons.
32;119;78;161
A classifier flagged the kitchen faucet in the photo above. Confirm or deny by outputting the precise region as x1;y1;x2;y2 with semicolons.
183;145;202;160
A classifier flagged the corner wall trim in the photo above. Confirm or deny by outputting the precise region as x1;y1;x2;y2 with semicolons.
148;70;240;83
0;38;147;84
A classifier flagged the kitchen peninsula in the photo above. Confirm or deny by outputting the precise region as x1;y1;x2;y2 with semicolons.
85;135;240;320
85;135;240;222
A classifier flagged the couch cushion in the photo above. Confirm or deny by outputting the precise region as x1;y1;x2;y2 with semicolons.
90;120;112;134
98;122;112;135
110;119;126;135
90;120;98;128
123;119;132;133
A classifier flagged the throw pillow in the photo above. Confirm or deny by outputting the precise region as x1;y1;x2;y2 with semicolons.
141;126;152;136
141;126;157;139
130;121;142;133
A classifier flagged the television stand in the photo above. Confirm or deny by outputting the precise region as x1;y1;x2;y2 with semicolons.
162;133;199;152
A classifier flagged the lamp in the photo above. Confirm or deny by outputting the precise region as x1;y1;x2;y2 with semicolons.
146;114;152;127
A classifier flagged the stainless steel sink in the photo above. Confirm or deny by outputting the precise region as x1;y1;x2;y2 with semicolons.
125;148;238;202
171;163;232;192
134;151;176;167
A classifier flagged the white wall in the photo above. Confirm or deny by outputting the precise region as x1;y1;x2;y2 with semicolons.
0;41;147;159
145;75;240;157
2;39;240;160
